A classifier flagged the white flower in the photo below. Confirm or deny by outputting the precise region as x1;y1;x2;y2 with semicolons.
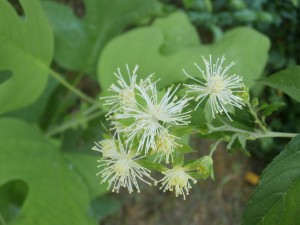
92;138;118;158
101;64;153;115
153;131;180;164
184;55;245;120
157;166;197;200
112;82;191;154
96;139;154;193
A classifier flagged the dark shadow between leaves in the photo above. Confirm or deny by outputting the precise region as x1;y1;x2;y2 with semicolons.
7;0;24;17
88;195;121;221
0;70;13;85
0;180;29;224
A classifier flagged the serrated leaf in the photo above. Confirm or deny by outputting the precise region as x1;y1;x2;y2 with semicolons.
42;0;161;74
0;118;106;225
242;134;300;225
0;0;53;115
259;66;300;102
98;12;270;92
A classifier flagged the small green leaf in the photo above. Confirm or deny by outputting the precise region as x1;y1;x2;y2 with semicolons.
173;154;185;167
259;66;300;102
42;0;161;74
170;126;195;137
138;159;168;172
0;0;53;115
0;118;105;225
227;133;250;156
261;102;285;117
242;134;300;225
176;144;194;154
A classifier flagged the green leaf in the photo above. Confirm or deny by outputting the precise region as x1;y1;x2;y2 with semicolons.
0;180;28;223
64;153;108;198
0;0;53;115
170;126;195;137
42;0;161;74
290;0;298;7
261;102;285;117
138;159;168;172
151;12;200;54
0;118;106;225
98;12;270;92
259;66;300;102
89;196;121;221
242;134;300;225
227;132;250;156
176;144;194;154
3;77;58;123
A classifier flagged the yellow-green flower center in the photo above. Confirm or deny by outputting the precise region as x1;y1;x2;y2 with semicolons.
208;76;225;94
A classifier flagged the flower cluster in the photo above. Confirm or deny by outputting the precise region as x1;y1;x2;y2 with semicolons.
93;56;245;199
104;65;191;159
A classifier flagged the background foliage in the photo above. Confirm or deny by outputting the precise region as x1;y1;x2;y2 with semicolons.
0;0;299;224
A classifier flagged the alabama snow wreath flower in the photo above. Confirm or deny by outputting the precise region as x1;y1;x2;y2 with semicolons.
93;58;245;199
183;55;245;120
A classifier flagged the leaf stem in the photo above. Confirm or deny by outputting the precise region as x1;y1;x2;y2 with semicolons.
0;213;6;225
246;101;268;132
46;67;95;104
209;139;223;157
209;123;298;139
45;109;105;137
255;131;298;139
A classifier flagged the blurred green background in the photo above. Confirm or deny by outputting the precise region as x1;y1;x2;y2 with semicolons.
0;0;299;224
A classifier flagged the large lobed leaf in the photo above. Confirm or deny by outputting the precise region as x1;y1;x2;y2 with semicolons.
259;66;300;102
42;0;161;75
0;0;53;115
98;12;270;93
242;134;300;225
0;118;107;225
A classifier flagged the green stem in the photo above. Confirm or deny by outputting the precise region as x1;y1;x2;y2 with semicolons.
246;102;268;132
45;110;105;137
83;102;102;116
209;139;223;157
46;67;95;104
0;213;6;225
210;124;297;139
255;131;298;139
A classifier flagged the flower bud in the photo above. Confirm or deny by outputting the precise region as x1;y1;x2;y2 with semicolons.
197;156;214;180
